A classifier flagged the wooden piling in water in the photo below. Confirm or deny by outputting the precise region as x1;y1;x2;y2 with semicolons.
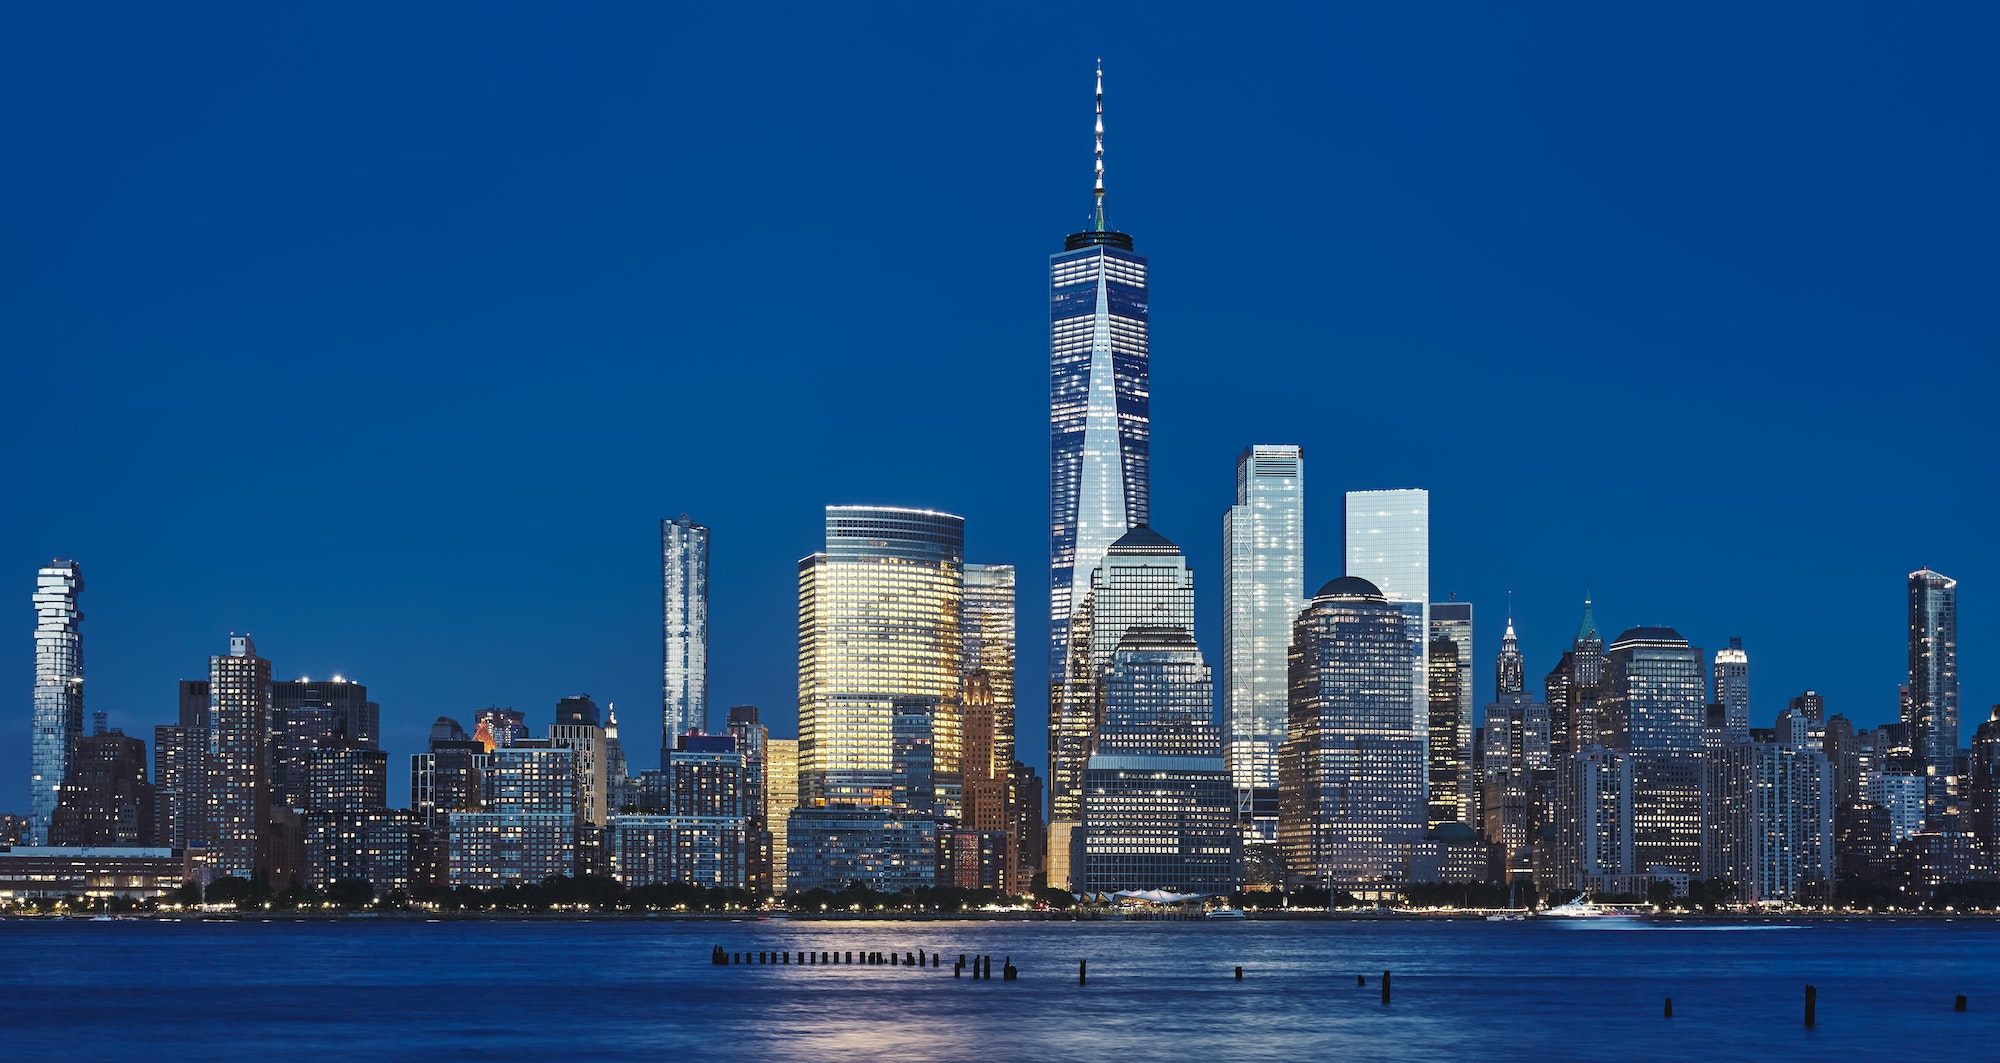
1957;995;1968;1012
1381;971;1391;1005
1079;958;1087;986
1804;985;1817;1027
1664;998;1673;1019
1235;966;1243;981
1357;975;1366;987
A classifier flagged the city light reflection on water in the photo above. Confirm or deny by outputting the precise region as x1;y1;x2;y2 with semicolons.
2;918;1997;1061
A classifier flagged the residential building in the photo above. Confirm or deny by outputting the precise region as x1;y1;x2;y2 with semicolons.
1545;746;1635;895
29;560;84;843
50;725;154;848
447;745;578;888
1906;568;1959;825
726;705;771;895
784;807;938;894
205;635;272;881
153;681;208;850
1705;741;1834;904
662;514;710;759
303;743;388;887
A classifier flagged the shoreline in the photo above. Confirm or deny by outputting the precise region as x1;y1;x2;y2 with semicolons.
9;909;2000;924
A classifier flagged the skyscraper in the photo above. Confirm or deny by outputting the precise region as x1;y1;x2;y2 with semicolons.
725;705;770;895
549;695;609;828
270;677;377;810
662;514;710;759
1344;490;1431;737
1703;740;1833;904
206;635;273;880
1222;444;1305;837
1906;567;1958;825
961;564;1017;770
1051;526;1195;823
1545;597;1606;756
1713;636;1749;744
29;560;84;844
1601;626;1706;875
50;725;154;848
154;681;209;849
766;738;799;894
1050;62;1150;782
1481;622;1553;878
798;506;964;807
1279;576;1426;889
1429;601;1474;824
1079;628;1237;895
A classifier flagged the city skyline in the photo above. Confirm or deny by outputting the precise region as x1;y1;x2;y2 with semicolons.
3;7;1995;803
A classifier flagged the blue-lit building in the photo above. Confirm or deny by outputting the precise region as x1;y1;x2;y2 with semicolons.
1049;64;1150;828
784;806;937;895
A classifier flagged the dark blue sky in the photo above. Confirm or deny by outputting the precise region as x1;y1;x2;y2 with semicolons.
4;4;1995;805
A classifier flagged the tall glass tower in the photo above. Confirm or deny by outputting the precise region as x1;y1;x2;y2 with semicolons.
1050;63;1150;790
1906;567;1958;825
29;560;84;844
962;563;1018;768
798;506;964;807
1221;445;1304;830
1713;636;1750;743
661;514;709;760
1429;601;1474;824
1343;489;1430;733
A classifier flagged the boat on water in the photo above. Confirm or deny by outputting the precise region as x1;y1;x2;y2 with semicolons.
1539;897;1645;920
1485;909;1528;922
1204;907;1247;921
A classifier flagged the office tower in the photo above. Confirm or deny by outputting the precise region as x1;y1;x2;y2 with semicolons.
1425;639;1464;831
602;703;632;813
661;514;710;757
549;695;608;828
448;745;578;888
1011;761;1046;882
472;707;526;751
1343;489;1430;735
1704;741;1834;904
1969;707;2000;854
1906;568;1959;825
28;560;84;844
891;699;938;816
1052;525;1195;824
1279;577;1426;889
1545;746;1635;895
961;673;1015;890
798;506;964;807
1079;628;1237;894
1481;631;1554;879
303;744;388;887
1429;602;1475;826
1221;445;1305;841
50;727;154;847
1601;626;1706;874
154;680;210;850
205;635;272;880
412;717;485;827
1049;64;1150;770
269;678;377;811
1546;597;1607;755
725;706;770;894
1713;637;1750;744
766;738;799;894
961;563;1018;768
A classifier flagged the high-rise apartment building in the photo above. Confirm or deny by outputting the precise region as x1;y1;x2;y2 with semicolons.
766;738;799;894
50;725;154;848
154;680;209;850
1545;745;1635;895
1279;577;1426;889
662;514;710;758
1052;526;1195;824
725;705;771;895
1969;707;2000;854
1343;490;1430;733
29;560;84;843
448;745;578;888
798;506;964;807
1050;64;1150;808
303;743;388;887
1704;740;1833;904
411;717;485;827
961;564;1017;769
1906;568;1958;825
205;635;272;880
270;677;377;810
1221;444;1305;836
1429;602;1474;824
1713;637;1750;744
549;695;609;828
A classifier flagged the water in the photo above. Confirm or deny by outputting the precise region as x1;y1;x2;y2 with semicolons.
2;917;1995;1060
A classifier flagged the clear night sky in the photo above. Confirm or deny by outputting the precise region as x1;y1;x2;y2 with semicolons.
3;4;1994;805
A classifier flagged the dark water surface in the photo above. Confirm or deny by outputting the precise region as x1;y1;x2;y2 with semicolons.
2;917;1996;1061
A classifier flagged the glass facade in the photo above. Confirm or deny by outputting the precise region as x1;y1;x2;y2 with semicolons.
1222;445;1304;819
797;506;965;808
1906;568;1958;825
1279;578;1426;887
661;514;710;759
1051;526;1193;822
1342;490;1430;734
29;561;84;844
765;739;799;894
1602;627;1706;753
1425;639;1463;830
961;563;1017;769
1429;602;1474;825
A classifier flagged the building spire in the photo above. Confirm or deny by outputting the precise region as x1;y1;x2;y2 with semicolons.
1093;59;1106;232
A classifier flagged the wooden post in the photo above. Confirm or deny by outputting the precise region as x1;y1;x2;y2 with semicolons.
1235;966;1244;981
1357;975;1366;987
1381;971;1391;1005
1804;985;1817;1027
1079;958;1087;985
1664;998;1673;1019
1956;995;1968;1012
